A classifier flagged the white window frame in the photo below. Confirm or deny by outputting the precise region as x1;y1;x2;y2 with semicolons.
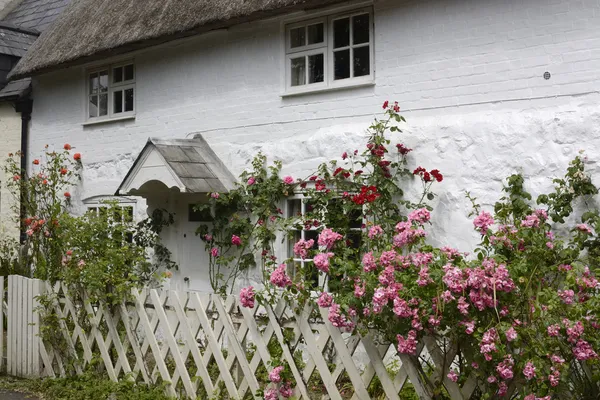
282;7;374;96
85;61;136;122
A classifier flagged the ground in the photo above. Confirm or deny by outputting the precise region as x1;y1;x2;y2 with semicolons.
0;390;38;400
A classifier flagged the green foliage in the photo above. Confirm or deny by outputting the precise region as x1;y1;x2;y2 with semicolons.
0;372;175;400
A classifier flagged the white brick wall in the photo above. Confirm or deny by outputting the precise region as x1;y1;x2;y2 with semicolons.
0;103;21;240
26;0;600;287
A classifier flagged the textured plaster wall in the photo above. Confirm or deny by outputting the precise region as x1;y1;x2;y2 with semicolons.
27;0;600;289
0;102;20;240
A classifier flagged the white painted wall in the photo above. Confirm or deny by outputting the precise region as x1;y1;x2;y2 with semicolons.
27;0;600;290
0;102;20;241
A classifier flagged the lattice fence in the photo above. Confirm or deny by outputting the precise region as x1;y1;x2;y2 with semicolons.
7;275;486;399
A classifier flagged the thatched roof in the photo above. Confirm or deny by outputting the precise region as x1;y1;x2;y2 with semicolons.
9;0;347;80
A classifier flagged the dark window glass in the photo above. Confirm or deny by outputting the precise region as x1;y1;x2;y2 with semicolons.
188;204;213;222
113;90;123;113
290;27;305;48
353;46;370;77
308;53;324;84
353;14;370;45
89;73;98;94
291;57;306;86
89;96;98;118
99;71;108;92
124;64;134;81
113;66;123;83
334;18;350;48
307;23;324;45
334;49;350;80
99;93;108;116
304;230;319;246
125;88;134;112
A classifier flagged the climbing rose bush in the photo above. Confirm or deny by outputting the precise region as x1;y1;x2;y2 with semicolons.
235;103;600;399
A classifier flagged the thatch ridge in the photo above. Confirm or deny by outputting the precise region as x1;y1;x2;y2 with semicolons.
9;0;347;80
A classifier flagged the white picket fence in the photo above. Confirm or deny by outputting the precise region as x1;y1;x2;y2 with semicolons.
3;275;483;399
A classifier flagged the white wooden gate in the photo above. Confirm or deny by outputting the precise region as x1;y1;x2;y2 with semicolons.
6;275;42;378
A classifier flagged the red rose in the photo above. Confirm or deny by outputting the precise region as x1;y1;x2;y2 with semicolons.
333;167;344;177
396;143;413;155
73;153;81;161
383;100;389;109
342;152;348;160
60;168;68;175
32;159;39;165
430;169;443;182
64;192;71;198
64;144;72;150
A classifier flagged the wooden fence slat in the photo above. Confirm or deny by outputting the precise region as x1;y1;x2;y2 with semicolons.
6;276;11;376
361;336;402;400
212;295;260;396
288;303;343;400
150;289;196;399
170;290;214;395
318;306;370;400
133;289;177;397
0;276;4;374
191;292;240;398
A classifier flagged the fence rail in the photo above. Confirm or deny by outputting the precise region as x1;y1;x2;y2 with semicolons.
4;275;482;399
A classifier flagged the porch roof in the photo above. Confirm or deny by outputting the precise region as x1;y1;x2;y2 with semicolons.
116;136;237;196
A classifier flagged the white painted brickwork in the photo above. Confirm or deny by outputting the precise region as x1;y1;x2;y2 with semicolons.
26;0;600;287
0;103;20;240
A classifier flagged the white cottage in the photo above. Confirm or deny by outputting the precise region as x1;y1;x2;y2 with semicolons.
8;0;600;291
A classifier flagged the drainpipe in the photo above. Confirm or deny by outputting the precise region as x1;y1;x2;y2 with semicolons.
15;98;32;243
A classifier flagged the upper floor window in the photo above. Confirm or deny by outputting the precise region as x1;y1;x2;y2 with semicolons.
284;8;373;94
87;62;135;121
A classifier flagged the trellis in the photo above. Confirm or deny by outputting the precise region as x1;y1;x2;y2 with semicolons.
7;275;487;399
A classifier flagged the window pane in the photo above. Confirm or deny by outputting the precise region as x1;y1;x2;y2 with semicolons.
334;49;350;80
353;46;370;77
125;88;134;112
113;66;123;83
291;56;306;86
333;18;350;48
124;64;134;81
288;199;302;218
99;93;108;116
308;53;324;84
290;26;305;48
113;90;123;113
307;23;324;45
124;206;134;222
304;230;318;246
99;71;108;92
89;95;98;118
89;73;98;94
353;14;370;45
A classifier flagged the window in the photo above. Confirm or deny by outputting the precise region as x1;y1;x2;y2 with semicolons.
85;198;136;243
284;8;373;93
286;195;363;288
87;62;135;121
287;197;320;286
